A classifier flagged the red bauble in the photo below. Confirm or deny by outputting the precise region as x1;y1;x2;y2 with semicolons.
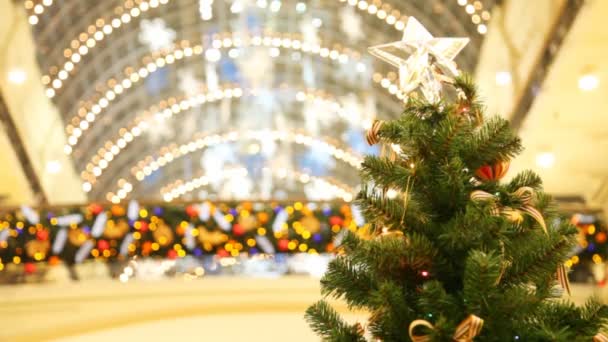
167;249;178;259
232;223;245;236
475;160;511;181
216;249;229;258
185;205;199;218
24;262;36;274
97;240;110;251
278;239;289;252
36;229;49;241
329;216;343;227
89;203;104;215
139;221;149;232
48;256;61;266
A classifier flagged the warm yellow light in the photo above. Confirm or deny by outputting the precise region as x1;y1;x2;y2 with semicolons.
13;256;21;264
593;254;603;264
247;238;256;247
151;242;160;251
298;243;308;252
257;227;266;236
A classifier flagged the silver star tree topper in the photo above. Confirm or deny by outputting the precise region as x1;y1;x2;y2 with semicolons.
369;17;469;103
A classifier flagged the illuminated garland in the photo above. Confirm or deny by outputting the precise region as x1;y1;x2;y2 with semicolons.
0;201;367;272
567;214;608;269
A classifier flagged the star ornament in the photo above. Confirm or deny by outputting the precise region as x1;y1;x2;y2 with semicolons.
369;17;469;103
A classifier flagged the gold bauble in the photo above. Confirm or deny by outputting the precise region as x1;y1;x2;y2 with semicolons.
68;228;88;246
197;227;226;246
238;215;259;232
25;240;50;258
103;219;130;239
504;210;524;224
153;223;174;247
300;215;321;234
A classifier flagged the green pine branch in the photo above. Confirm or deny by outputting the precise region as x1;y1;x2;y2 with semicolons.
320;256;376;309
305;301;367;342
460;116;523;169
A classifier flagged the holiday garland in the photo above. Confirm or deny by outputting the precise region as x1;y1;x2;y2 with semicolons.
0;201;367;270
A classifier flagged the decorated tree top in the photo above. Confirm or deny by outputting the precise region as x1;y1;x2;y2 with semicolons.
305;17;608;341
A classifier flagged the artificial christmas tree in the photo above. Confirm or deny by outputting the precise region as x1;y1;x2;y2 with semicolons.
305;17;608;341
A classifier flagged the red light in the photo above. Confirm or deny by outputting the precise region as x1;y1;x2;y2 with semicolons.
421;270;429;277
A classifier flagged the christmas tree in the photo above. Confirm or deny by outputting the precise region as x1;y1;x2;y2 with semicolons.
305;18;608;341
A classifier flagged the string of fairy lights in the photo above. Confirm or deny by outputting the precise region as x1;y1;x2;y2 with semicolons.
159;167;355;202
33;0;490;101
105;129;363;203
24;0;491;204
38;0;411;98
456;0;491;34
80;85;372;192
61;34;370;155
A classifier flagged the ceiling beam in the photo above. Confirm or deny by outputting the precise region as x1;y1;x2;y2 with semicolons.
0;93;48;205
509;0;585;131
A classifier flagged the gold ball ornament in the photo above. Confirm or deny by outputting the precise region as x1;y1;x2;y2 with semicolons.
238;215;259;233
153;222;174;247
197;227;227;246
300;215;321;234
25;240;50;259
103;219;130;239
504;210;524;225
68;228;88;246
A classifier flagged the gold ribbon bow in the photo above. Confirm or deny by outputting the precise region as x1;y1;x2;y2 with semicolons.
366;120;384;146
409;315;484;342
594;333;608;342
470;186;546;233
470;187;571;295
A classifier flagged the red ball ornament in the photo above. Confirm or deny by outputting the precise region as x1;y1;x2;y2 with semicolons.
475;160;511;181
139;221;149;232
185;205;199;218
329;216;343;227
97;240;110;251
36;229;49;241
88;203;104;215
48;256;61;266
167;249;178;259
216;249;229;258
278;239;289;252
24;262;36;274
232;223;245;236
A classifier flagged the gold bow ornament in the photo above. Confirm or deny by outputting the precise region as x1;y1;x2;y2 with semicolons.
470;186;546;233
366;120;384;146
470;186;571;295
409;314;484;342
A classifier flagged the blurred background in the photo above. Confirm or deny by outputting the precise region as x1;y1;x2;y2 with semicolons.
0;0;607;340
